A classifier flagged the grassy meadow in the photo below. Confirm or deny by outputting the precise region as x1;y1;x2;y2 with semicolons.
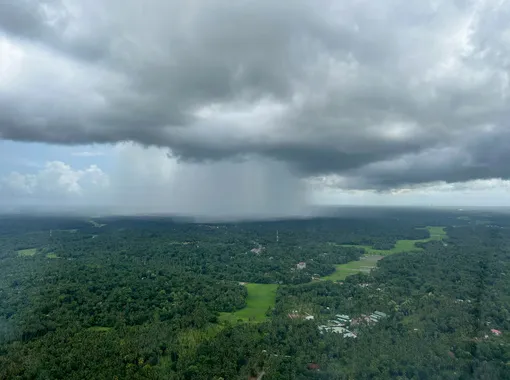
219;283;278;323
17;248;37;257
341;226;446;255
325;226;448;281
323;255;384;281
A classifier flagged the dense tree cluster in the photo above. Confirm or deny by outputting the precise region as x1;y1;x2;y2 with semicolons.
0;210;509;379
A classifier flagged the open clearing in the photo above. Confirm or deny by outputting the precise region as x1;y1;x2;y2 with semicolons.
46;253;59;259
325;227;448;281
219;283;278;323
341;226;446;255
418;226;447;240
87;326;112;332
17;248;37;257
323;255;384;281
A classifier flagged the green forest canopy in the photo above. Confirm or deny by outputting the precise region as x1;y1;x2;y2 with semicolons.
1;209;509;379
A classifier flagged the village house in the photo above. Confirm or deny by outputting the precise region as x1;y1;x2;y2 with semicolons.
334;314;350;324
288;311;315;320
307;363;320;370
296;262;306;270
250;247;263;254
318;325;357;338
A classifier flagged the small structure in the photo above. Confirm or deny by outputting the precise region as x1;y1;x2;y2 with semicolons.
307;363;320;370
296;262;306;270
351;315;374;326
373;311;387;318
318;325;356;338
288;310;309;320
305;315;315;320
250;247;263;254
368;312;386;322
491;329;502;336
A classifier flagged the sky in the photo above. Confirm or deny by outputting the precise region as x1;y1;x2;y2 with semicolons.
1;0;510;217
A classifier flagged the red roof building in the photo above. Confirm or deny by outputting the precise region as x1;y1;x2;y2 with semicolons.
307;363;320;370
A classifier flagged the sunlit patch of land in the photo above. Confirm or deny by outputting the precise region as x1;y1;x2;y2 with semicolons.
17;248;37;257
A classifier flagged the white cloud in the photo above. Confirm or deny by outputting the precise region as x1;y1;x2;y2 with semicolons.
313;177;510;207
1;161;109;199
71;151;105;157
2;142;510;214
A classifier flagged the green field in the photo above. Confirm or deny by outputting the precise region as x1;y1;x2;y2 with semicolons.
219;283;278;323
341;226;446;255
46;253;59;259
17;248;37;257
324;227;448;281
419;226;447;240
323;255;384;281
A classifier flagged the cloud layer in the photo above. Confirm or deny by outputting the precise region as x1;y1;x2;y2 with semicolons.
0;160;109;209
0;144;309;216
1;0;510;189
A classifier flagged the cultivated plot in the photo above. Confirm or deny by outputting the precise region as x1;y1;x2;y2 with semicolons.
17;248;37;257
219;283;278;323
325;226;448;280
323;255;384;281
341;226;447;255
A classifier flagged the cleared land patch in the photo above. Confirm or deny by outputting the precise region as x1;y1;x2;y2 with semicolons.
323;255;384;281
17;248;37;257
87;326;112;332
341;226;447;255
219;283;277;323
325;227;448;280
418;226;447;240
46;253;59;259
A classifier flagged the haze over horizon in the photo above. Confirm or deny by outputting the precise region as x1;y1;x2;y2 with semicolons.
2;0;510;216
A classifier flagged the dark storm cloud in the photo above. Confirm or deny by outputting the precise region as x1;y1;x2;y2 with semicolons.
1;0;510;189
